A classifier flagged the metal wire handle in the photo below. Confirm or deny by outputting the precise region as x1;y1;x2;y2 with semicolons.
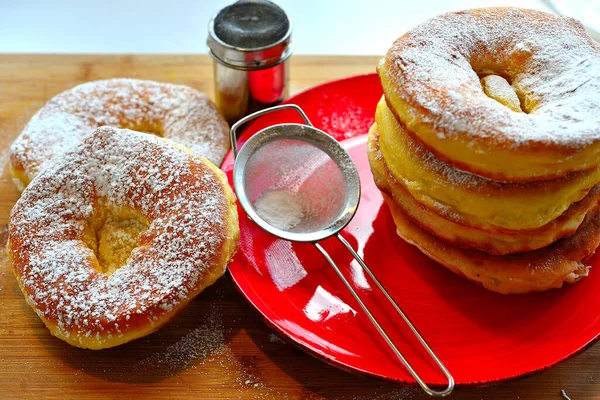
230;104;313;159
229;105;454;397
330;234;454;397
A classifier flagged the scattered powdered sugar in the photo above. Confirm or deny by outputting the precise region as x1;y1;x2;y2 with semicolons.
382;8;600;149
7;126;237;347
268;332;286;344
130;294;415;399
134;303;227;373
135;303;286;398
344;388;421;400
253;189;306;230
315;92;375;140
10;78;230;183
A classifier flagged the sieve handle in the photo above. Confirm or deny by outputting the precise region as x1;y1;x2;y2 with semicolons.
313;235;454;398
229;104;313;159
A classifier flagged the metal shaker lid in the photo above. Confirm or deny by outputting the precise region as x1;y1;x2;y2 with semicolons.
207;0;293;70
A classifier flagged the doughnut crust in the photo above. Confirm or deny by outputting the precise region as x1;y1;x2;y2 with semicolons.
368;123;600;255
10;78;230;190
378;7;600;181
375;97;600;231
7;127;239;349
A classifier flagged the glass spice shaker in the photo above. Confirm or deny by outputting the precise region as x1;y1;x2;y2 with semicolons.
207;0;293;124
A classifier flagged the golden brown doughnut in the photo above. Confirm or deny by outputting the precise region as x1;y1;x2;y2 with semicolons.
382;192;598;294
368;122;600;255
10;78;230;190
378;7;600;181
375;97;600;231
7;126;239;349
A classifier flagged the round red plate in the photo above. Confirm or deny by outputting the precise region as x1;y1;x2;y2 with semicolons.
221;74;600;386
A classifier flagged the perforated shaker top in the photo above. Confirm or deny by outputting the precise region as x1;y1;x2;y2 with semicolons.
214;0;290;49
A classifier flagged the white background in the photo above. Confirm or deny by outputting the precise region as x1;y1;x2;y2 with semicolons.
0;0;560;55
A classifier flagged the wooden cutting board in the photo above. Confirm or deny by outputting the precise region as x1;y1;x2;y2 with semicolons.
0;54;598;400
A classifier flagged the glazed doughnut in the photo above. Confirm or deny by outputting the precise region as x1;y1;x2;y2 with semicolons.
368;123;600;255
375;98;600;230
10;78;230;190
7;126;239;349
378;8;600;181
381;192;599;294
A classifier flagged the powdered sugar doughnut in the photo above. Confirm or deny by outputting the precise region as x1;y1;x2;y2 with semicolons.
10;78;230;189
7;126;239;349
378;8;600;181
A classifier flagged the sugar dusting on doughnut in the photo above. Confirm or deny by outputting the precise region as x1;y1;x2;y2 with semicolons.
382;7;600;148
7;126;239;349
10;79;230;186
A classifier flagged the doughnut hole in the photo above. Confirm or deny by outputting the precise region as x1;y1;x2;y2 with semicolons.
82;203;149;275
471;40;535;114
472;64;527;113
119;119;165;137
480;75;523;113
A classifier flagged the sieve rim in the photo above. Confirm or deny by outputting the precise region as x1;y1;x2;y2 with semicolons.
232;123;361;243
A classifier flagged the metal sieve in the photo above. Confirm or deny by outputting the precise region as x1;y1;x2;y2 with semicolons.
230;104;454;397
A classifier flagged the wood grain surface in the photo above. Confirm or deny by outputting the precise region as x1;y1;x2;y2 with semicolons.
0;54;598;400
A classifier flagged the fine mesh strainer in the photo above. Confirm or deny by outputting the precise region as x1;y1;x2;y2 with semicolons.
230;104;454;397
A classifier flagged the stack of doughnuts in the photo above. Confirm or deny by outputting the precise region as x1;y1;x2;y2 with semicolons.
370;8;600;294
7;79;240;348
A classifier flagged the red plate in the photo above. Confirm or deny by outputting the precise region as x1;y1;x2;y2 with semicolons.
221;74;600;386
